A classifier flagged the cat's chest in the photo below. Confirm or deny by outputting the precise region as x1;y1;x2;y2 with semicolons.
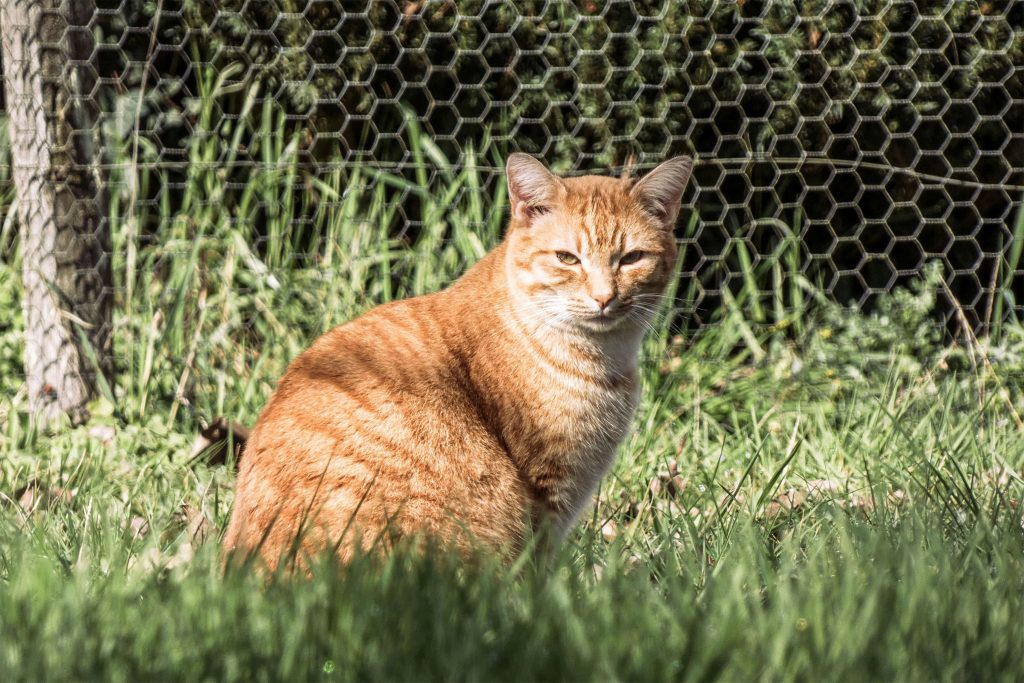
516;365;640;526
479;325;644;531
532;371;638;445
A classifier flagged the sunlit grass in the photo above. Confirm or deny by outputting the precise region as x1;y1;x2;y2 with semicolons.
1;91;1024;680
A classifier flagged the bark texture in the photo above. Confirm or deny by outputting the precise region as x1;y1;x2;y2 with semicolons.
1;0;111;425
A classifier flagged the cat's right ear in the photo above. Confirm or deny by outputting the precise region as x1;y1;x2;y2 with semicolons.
630;155;694;231
506;153;563;226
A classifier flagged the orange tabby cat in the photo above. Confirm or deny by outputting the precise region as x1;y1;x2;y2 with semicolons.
223;153;693;568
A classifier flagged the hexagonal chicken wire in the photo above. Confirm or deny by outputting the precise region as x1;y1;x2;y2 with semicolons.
6;0;1024;343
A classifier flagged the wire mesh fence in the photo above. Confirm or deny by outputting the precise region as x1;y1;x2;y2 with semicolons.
0;0;1022;421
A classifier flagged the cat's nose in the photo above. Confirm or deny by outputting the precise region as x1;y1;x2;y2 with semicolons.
592;292;616;311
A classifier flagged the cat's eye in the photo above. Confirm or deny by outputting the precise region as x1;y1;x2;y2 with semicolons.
619;251;645;266
556;251;580;265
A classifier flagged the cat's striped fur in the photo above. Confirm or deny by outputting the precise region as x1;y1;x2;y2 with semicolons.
223;154;693;568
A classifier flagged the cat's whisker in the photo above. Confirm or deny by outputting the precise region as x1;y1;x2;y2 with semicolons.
626;316;659;337
623;306;662;334
632;309;664;322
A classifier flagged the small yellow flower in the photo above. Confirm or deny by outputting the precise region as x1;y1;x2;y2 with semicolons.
796;618;809;632
819;328;832;339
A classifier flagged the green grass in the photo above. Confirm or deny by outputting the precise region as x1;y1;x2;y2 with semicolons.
2;98;1024;680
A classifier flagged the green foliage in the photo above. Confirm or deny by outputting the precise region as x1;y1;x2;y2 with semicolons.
3;257;1024;679
806;260;945;377
0;259;21;399
1;518;1023;681
5;117;1024;679
3;80;1024;678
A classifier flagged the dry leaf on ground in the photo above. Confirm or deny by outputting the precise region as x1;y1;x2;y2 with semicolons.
189;417;250;467
16;480;74;513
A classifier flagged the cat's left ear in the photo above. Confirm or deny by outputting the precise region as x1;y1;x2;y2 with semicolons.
630;156;694;230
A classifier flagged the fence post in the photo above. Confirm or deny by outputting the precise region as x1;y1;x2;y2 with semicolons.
1;0;111;426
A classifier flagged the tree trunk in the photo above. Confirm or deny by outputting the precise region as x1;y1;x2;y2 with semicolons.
1;0;111;426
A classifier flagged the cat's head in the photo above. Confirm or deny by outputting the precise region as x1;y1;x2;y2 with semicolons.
503;154;693;334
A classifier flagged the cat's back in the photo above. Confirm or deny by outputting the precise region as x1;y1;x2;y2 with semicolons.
281;293;452;399
265;243;502;417
281;247;501;396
